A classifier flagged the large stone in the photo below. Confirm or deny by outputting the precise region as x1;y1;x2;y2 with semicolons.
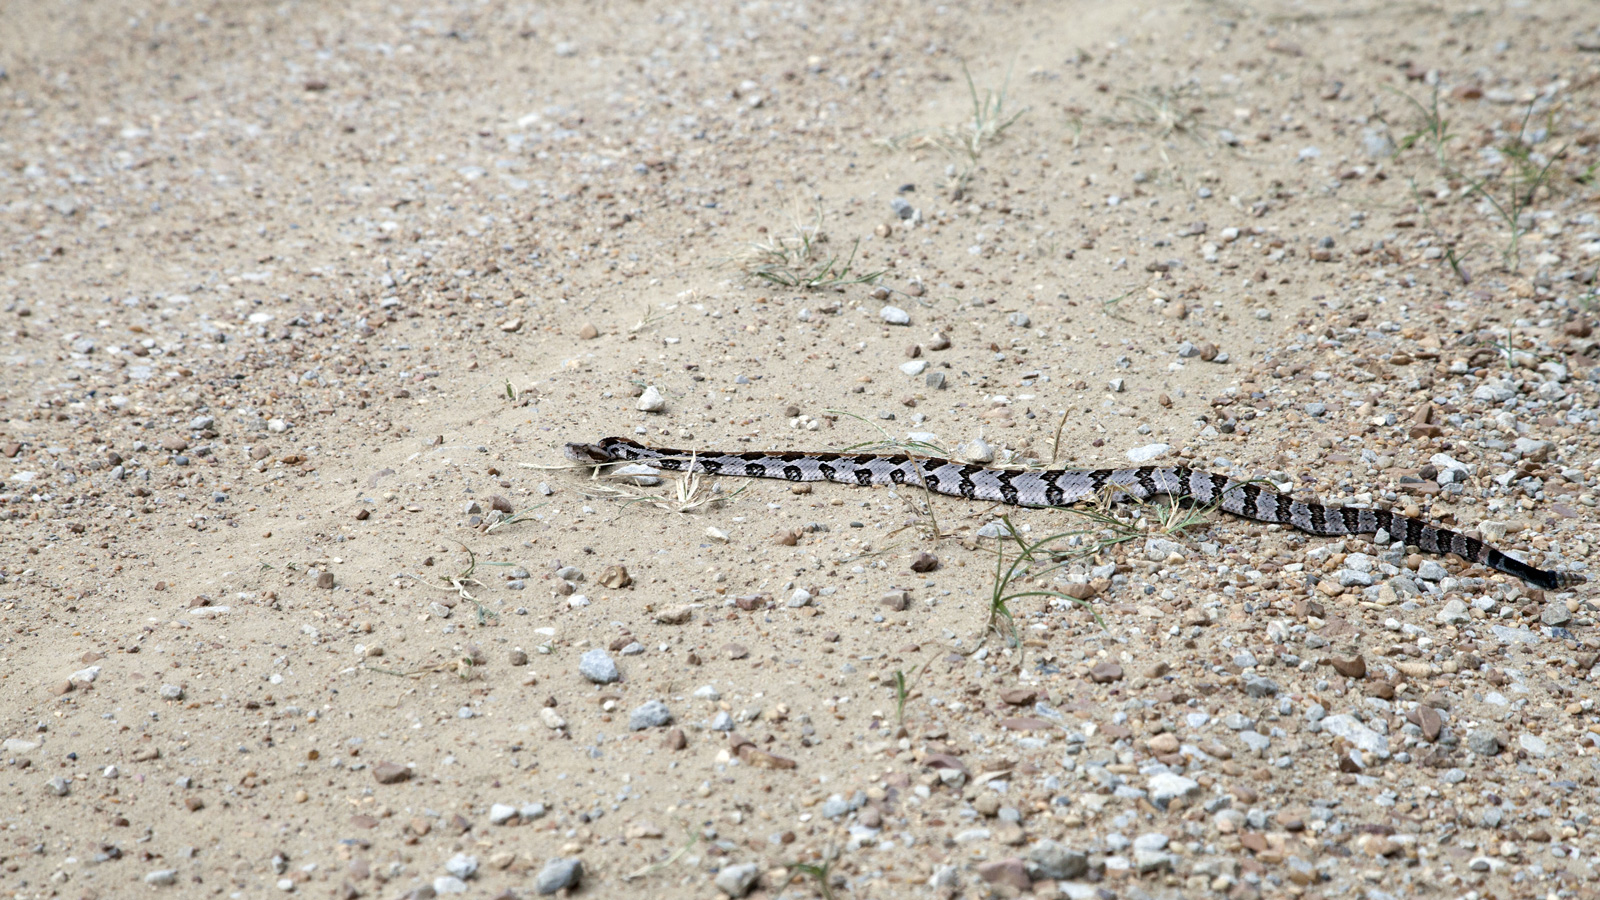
628;700;673;730
976;857;1031;890
578;649;620;684
1319;714;1390;758
1027;840;1088;880
713;862;760;897
1147;773;1200;810
534;858;583;895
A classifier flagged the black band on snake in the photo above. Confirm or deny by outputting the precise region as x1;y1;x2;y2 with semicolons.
565;437;1583;591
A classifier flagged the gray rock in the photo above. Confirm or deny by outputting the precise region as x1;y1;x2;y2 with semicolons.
1243;677;1279;699
189;416;215;431
1489;624;1541;645
158;684;184;700
144;869;179;886
1233;650;1258;669
713;862;761;897
444;853;477;880
1007;311;1031;328
1127;443;1171;463
1466;729;1504;757
1319;714;1390;758
434;875;468;894
578;649;619;684
709;711;734;731
535;858;583;895
1335;568;1374;587
1239;731;1272;753
520;802;547;820
629;700;673;731
1417;560;1449;581
1146;772;1200;810
821;795;850;819
1145;537;1186;561
1437;599;1471;625
1541;603;1573;627
489;803;518;825
1026;839;1087;880
1512;438;1553;461
1518;733;1549;758
1132;833;1169;852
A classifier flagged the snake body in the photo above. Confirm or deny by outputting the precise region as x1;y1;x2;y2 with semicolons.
564;436;1582;591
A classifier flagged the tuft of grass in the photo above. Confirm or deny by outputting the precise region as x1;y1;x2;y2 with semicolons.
622;824;702;882
785;855;838;900
891;663;924;729
1389;83;1455;171
737;204;883;291
877;61;1030;199
1464;116;1560;274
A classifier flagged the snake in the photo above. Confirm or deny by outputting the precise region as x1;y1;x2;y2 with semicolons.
564;436;1583;591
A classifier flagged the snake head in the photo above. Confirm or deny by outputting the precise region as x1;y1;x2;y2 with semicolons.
563;442;616;465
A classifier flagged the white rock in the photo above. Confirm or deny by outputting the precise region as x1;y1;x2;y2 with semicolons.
900;360;928;376
637;386;667;412
538;708;566;730
880;306;910;325
1127;443;1170;463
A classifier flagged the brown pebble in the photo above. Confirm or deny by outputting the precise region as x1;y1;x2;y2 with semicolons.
161;436;189;452
774;530;798;546
499;318;523;333
578;323;599;339
663;728;687;750
317;571;335;590
1143;661;1170;678
654;604;697;624
1148;733;1181;754
975;858;1030;890
1327;655;1366;679
1089;661;1124;683
372;762;411;784
909;551;939;573
353;508;370;521
858;807;882;828
185;797;205;812
1240;832;1268;853
1562;320;1592;338
880;591;910;611
508;650;529;666
48;681;73;697
153;581;168;592
1;442;20;459
1000;688;1039;706
1157;393;1172;408
249;446;271;461
599;565;632;589
722;643;749;660
1199;342;1218;361
488;495;514;514
1059;582;1097;601
1414;705;1443;742
906;344;922;359
733;594;768;611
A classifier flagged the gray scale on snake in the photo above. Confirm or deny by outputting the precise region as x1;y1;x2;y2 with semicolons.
564;436;1584;591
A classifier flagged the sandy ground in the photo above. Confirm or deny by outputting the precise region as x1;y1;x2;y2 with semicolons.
4;1;1600;898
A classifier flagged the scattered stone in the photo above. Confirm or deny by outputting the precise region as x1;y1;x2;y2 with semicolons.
1148;772;1201;809
578;323;600;340
1319;714;1390;758
534;858;582;895
372;762;411;784
1127;443;1171;463
1328;655;1366;679
629;700;673;730
599;565;631;588
578;649;620;683
880;306;910;325
713;862;761;897
910;551;939;573
444;854;478;880
1089;662;1123;683
637;386;666;413
145;869;179;886
975;857;1030;890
